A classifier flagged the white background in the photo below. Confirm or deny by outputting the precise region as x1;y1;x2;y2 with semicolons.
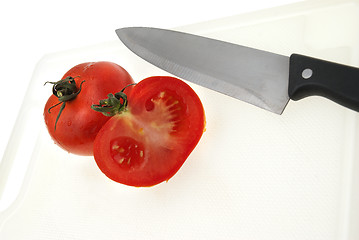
0;0;302;162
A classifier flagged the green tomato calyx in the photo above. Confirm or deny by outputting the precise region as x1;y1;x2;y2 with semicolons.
91;83;136;117
44;76;85;130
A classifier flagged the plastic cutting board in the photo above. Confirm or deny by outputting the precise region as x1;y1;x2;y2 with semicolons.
0;0;358;239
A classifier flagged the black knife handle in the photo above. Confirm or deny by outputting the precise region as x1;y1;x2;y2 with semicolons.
288;54;359;112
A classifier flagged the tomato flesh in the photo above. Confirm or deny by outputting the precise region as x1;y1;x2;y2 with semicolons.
94;76;205;187
110;136;145;169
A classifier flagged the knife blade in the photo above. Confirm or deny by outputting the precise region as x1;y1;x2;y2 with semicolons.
116;27;359;114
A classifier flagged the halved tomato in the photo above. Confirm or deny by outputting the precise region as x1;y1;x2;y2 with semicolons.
93;76;205;187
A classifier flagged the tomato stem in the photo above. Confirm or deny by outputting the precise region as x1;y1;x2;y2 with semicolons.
91;83;136;116
44;76;85;130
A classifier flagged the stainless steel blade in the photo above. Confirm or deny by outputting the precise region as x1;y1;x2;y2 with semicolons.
116;27;290;114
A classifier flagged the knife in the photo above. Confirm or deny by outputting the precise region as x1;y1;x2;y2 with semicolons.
116;27;359;114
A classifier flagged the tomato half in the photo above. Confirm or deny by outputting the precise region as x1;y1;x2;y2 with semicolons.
93;76;205;187
44;61;135;156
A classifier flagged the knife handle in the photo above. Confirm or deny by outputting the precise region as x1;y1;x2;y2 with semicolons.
288;54;359;112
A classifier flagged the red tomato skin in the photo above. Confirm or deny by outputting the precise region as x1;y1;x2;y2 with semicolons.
93;76;205;187
44;61;134;156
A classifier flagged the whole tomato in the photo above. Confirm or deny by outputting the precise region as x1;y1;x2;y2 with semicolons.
44;61;135;156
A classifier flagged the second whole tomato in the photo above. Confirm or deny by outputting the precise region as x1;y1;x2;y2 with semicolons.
44;61;135;156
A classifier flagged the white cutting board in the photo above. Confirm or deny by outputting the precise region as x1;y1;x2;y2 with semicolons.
0;0;358;239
